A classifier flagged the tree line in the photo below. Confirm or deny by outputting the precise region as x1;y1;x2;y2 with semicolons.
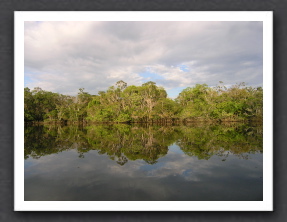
24;80;263;123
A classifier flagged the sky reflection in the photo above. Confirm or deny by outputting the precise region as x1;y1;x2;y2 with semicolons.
25;144;262;201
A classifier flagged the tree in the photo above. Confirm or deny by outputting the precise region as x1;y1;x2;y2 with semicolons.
25;81;263;123
24;87;35;121
140;82;167;121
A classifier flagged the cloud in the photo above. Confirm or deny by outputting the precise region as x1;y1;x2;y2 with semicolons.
24;21;263;96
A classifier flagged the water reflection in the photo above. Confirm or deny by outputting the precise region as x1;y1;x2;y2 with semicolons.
24;123;263;201
25;123;262;164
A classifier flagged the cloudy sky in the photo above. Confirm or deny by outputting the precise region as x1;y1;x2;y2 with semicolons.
24;21;263;98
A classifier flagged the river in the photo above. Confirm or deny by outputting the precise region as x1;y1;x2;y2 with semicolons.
24;122;263;201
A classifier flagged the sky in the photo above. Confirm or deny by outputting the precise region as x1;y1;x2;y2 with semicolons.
24;21;263;98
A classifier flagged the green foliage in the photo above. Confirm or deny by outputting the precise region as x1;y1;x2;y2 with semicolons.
24;87;92;123
176;82;263;122
24;81;263;123
24;87;61;122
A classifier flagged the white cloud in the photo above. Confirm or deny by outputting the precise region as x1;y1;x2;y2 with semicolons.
24;21;263;96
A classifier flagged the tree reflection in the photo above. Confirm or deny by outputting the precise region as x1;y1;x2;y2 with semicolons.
24;123;262;164
177;123;263;160
84;124;172;165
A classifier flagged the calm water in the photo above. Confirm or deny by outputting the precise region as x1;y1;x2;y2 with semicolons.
24;123;263;201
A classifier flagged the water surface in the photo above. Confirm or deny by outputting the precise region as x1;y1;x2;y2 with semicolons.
24;123;263;201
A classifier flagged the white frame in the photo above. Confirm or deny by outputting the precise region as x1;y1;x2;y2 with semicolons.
15;11;273;211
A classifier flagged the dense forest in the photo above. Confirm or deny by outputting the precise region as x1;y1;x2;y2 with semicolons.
24;81;263;123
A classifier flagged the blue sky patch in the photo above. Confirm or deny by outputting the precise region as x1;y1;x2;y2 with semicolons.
139;70;164;81
167;87;186;99
178;64;189;72
24;76;33;86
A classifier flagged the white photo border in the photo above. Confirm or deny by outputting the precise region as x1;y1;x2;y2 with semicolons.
14;11;273;211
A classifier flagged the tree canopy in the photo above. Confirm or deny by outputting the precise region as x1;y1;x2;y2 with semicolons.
24;81;263;123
